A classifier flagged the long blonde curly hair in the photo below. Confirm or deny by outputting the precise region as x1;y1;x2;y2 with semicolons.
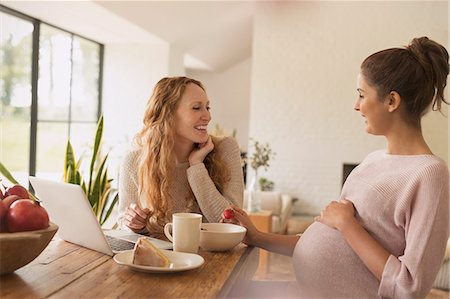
134;77;230;233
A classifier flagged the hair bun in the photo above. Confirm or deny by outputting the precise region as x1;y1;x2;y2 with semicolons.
408;37;431;53
407;36;449;111
407;37;449;73
407;37;433;68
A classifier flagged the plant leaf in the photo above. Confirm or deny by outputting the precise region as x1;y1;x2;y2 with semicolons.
75;151;84;171
100;169;108;193
61;115;117;225
98;169;110;220
81;181;87;194
88;115;103;195
65;166;72;184
70;166;77;184
92;201;98;214
89;154;108;212
0;162;19;185
98;188;111;223
75;170;82;185
0;162;39;201
101;192;119;226
64;141;76;182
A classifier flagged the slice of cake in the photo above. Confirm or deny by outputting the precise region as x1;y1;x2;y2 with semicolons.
132;237;170;267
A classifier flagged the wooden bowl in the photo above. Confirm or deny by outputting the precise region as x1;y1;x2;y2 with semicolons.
0;222;58;275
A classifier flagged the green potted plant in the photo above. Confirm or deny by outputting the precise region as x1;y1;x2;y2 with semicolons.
247;139;275;212
259;177;275;191
63;115;118;226
0;116;119;227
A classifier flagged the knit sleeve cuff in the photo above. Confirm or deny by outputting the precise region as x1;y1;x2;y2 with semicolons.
187;162;208;181
378;255;400;298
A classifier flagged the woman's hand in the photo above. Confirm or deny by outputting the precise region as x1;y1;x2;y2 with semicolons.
314;199;356;232
189;136;214;166
124;203;151;233
221;205;260;246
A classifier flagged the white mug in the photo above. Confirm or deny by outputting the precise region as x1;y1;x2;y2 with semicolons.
164;213;202;253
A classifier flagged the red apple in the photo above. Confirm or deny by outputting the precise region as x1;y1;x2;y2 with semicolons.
0;195;20;232
223;208;235;220
2;194;21;208
0;203;6;232
5;185;29;199
6;199;49;232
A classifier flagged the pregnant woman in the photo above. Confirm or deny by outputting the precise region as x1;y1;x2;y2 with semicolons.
229;36;449;299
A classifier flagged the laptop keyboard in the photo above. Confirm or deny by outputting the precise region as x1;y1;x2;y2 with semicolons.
105;235;135;251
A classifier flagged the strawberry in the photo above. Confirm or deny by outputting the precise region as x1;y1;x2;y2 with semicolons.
223;208;235;220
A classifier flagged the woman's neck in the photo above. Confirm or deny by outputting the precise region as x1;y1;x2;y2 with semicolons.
385;124;432;155
173;138;194;164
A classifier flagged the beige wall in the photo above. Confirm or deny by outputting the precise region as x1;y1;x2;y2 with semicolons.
250;1;448;215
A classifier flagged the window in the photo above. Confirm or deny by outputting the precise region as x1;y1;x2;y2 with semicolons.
0;6;103;186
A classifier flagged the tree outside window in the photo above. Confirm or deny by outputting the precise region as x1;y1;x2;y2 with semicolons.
0;8;102;186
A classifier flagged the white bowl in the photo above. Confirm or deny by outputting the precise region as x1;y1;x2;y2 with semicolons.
200;223;246;251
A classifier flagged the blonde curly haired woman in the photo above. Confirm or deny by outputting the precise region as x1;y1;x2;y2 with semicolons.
118;77;244;238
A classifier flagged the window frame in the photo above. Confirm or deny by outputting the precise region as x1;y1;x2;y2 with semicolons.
0;4;104;179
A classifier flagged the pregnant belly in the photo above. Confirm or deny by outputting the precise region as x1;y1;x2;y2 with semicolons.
292;222;379;298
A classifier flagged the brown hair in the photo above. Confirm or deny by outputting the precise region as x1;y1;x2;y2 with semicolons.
134;77;230;234
360;37;449;126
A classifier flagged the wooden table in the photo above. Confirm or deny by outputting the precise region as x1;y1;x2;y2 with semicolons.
0;237;260;298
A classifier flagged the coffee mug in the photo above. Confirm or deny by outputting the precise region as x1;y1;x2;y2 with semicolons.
164;213;202;253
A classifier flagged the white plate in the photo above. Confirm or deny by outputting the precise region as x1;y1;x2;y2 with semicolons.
113;250;204;273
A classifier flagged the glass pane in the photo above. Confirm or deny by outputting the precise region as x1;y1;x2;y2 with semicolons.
35;122;68;178
38;24;71;121
0;12;33;186
71;37;100;122
69;122;98;175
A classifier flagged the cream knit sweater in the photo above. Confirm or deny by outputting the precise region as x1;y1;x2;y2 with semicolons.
117;136;244;238
293;150;449;299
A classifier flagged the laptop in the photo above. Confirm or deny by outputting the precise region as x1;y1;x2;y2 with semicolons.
29;176;172;256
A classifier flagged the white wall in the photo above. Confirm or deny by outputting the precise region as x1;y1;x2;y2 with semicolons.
187;58;252;151
102;41;209;183
102;43;173;182
251;1;448;215
168;45;187;76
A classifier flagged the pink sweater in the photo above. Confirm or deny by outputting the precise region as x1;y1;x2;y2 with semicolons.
293;150;449;298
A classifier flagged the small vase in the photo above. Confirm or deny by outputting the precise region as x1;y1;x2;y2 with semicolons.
247;170;262;212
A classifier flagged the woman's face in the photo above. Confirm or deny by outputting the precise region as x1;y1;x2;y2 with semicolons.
174;83;211;144
354;74;392;136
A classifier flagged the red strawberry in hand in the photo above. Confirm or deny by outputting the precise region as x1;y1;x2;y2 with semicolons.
223;208;235;220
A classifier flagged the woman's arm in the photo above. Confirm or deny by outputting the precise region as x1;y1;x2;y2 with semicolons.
315;200;389;280
117;151;138;229
187;136;244;222
252;231;301;256
118;150;149;233
231;206;300;256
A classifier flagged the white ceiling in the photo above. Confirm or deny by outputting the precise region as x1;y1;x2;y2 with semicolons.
95;1;258;71
2;1;260;71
